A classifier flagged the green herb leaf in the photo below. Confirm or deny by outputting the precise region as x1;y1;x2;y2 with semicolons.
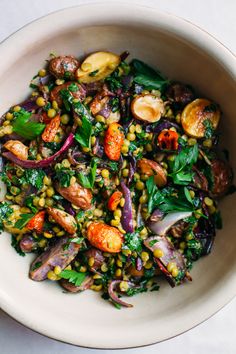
55;166;75;187
12;109;45;140
24;169;46;190
203;119;214;139
59;269;86;286
14;213;35;230
75;115;92;149
77;159;97;189
11;235;25;256
124;226;144;252
25;196;38;213
131;59;169;91
0;202;13;231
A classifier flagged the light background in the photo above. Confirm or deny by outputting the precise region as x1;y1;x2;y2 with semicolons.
0;0;235;353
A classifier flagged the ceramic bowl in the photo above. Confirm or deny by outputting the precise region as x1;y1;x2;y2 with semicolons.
0;3;235;349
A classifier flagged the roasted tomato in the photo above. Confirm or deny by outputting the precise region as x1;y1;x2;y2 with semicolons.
181;98;220;138
42;115;60;143
157;129;179;150
87;222;123;253
27;211;46;234
76;51;120;83
104;123;124;161
137;158;167;187
131;94;164;123
108;190;123;211
3;140;28;160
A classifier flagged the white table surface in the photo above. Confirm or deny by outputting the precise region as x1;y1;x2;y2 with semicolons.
0;0;235;353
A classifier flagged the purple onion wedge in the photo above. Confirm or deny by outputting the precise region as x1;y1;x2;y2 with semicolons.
120;180;134;233
2;133;74;169
148;211;192;236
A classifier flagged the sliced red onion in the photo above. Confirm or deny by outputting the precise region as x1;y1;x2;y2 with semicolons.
136;257;143;271
2;133;74;169
149;209;165;223
83;82;103;95
136;204;144;228
148;211;192;236
120;51;130;61
108;280;133;308
98;104;111;119
120;180;134;233
20;235;37;253
20;98;38;112
127;155;136;185
144;235;188;286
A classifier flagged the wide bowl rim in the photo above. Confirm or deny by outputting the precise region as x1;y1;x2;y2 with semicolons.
0;2;235;349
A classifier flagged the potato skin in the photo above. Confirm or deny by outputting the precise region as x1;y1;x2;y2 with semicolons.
56;182;92;210
211;159;233;197
87;222;123;253
3;140;28;160
49;55;80;79
137;158;167;187
47;207;77;234
50;82;86;107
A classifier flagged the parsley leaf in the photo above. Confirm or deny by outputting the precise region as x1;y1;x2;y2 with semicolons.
75;115;92;149
11;235;25;257
14;213;34;230
169;143;198;185
0;202;13;231
59;269;87;286
24;169;46;190
12;109;45;140
77;159;97;189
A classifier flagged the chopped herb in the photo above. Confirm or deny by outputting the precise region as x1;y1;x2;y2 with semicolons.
77;159;97;189
14;214;34;230
55;166;75;187
203;103;218;113
110;97;120;112
107;161;119;172
31;262;42;271
124;226;144;252
0;202;13;231
12;109;45;140
0;171;12;187
203;119;214;139
76;210;85;222
89;69;99;77
25;196;38;213
148;239;158;247
68;83;79;92
59;269;87;286
11;235;25;257
24;169;46;190
70;237;84;244
75;115;92;149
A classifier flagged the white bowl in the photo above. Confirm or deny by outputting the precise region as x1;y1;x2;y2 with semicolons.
0;3;235;349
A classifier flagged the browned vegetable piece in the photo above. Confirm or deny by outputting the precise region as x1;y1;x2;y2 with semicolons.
56;181;92;210
84;248;105;272
181;98;220;138
3;140;28;160
211;159;233;197
137;158;167;187
131;94;164;123
170;220;187;238
166;83;194;107
60;276;93;293
29;237;80;281
47;207;77;234
50;82;86;107
192;166;209;191
49;55;80;79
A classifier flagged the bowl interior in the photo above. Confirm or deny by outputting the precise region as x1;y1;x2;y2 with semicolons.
0;4;236;349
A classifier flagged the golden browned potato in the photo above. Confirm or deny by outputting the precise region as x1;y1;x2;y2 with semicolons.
47;207;77;234
131;94;164;123
76;51;120;83
3;140;28;160
181;98;220;138
137;158;167;187
56;181;92;210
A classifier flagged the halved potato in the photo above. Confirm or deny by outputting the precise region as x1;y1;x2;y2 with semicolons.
181;98;220;138
131;94;164;123
76;51;120;83
137;158;167;187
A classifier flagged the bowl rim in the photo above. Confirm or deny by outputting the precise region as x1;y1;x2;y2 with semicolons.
0;2;235;349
